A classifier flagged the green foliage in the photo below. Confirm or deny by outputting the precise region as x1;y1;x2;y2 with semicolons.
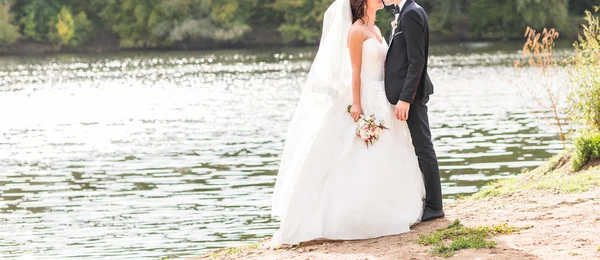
153;0;250;44
0;21;20;44
569;0;599;15
199;0;250;41
472;152;600;199
0;0;595;49
463;0;569;39
568;9;600;131
418;220;525;257
99;0;164;47
15;0;62;42
210;1;239;26
206;242;261;258
46;6;92;47
515;0;569;32
54;6;74;45
572;131;600;171
71;11;92;46
153;0;212;43
428;0;467;38
273;0;333;44
98;0;253;47
0;1;20;44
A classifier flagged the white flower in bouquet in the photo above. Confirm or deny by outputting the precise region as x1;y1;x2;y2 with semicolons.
347;105;389;148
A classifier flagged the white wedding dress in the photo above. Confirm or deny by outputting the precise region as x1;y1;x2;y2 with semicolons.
268;0;425;248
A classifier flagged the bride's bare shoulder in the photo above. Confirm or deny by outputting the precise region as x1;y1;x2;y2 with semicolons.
349;22;367;42
373;25;382;35
350;20;366;31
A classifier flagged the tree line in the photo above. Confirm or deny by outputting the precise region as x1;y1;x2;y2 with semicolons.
0;0;598;52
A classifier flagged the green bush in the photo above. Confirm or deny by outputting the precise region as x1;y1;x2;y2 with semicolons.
0;2;20;45
568;8;600;131
53;7;75;46
572;131;600;171
16;0;61;42
466;0;569;39
273;0;331;44
50;8;93;47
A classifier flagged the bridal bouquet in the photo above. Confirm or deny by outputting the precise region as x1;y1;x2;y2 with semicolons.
347;105;388;148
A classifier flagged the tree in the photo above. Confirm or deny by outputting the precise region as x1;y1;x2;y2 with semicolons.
0;1;20;45
54;6;74;45
515;0;569;33
0;0;595;49
14;0;63;42
466;0;569;39
273;0;333;44
209;0;252;41
99;0;163;47
569;0;599;15
429;0;468;38
46;5;92;47
71;11;92;46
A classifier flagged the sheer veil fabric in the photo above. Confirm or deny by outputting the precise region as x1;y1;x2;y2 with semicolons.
271;0;353;219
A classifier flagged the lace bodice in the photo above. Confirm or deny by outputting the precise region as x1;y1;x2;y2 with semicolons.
358;38;390;119
361;38;388;82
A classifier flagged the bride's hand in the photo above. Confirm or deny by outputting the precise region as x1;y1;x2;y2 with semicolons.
350;104;363;122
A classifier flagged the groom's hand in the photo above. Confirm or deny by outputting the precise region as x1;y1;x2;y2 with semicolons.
395;101;410;121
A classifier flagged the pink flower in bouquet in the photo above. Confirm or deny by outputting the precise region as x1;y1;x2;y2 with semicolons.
347;105;388;148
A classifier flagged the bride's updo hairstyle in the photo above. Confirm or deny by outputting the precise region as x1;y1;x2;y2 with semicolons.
350;0;368;23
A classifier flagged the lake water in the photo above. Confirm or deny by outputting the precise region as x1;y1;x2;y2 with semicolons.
0;42;568;259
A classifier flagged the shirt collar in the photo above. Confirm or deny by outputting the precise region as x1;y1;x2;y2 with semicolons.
397;0;407;13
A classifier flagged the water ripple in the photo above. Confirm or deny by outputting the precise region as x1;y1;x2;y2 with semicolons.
0;43;562;259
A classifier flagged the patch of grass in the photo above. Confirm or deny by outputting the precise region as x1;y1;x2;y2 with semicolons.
471;153;600;200
470;178;518;200
418;220;527;257
247;243;260;249
226;247;242;255
573;131;600;171
208;242;262;258
569;251;581;256
597;245;600;251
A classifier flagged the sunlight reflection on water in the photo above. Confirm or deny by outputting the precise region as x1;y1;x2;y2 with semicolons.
0;43;565;259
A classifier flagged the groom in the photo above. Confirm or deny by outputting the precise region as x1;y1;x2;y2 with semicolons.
383;0;444;221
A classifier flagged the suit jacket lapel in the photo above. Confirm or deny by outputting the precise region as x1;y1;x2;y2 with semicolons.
388;0;414;46
400;0;414;13
388;14;399;45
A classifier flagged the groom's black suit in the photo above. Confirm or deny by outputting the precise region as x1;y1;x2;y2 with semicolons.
385;0;443;211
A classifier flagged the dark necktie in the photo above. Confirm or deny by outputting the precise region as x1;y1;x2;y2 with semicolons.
391;4;400;15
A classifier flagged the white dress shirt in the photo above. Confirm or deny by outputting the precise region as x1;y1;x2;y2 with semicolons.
395;0;407;22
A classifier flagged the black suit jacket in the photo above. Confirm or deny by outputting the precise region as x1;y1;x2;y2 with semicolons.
385;0;434;105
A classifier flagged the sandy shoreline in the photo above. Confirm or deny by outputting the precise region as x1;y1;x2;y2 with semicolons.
191;159;600;260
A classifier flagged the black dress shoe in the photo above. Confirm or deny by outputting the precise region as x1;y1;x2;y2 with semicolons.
421;207;445;222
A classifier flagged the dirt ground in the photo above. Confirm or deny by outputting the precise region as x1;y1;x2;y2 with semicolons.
191;188;600;260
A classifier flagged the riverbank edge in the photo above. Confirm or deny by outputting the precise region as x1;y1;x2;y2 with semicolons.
189;154;600;260
0;34;582;57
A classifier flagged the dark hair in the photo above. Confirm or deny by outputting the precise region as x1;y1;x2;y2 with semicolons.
350;0;368;23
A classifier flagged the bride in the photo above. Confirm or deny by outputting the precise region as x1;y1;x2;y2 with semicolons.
268;0;425;247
